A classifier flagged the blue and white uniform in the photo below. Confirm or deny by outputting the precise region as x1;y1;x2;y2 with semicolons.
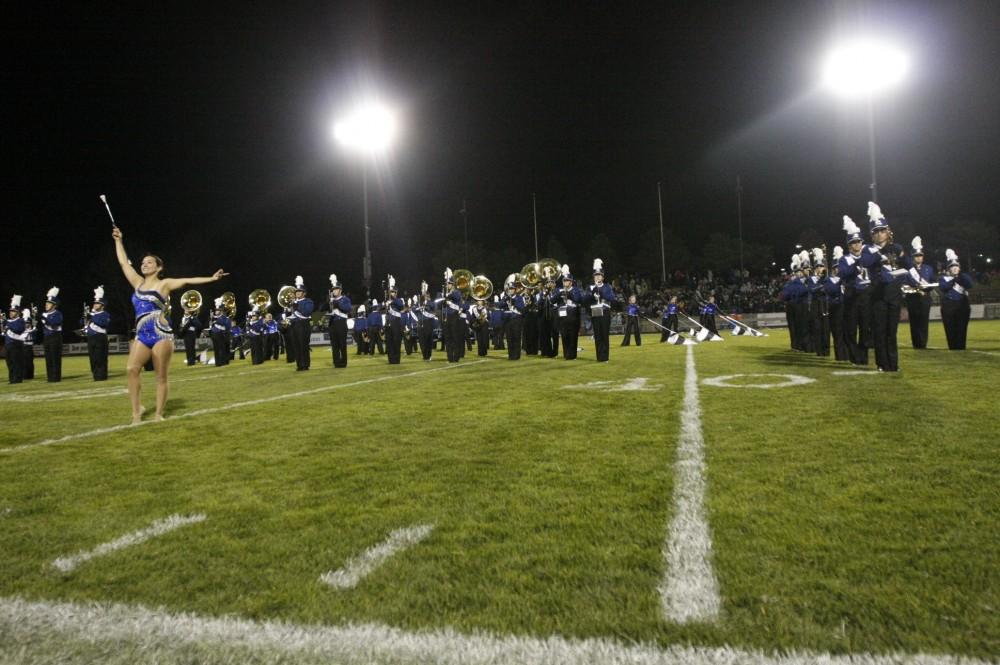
133;289;172;349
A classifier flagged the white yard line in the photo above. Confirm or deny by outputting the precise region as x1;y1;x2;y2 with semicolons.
320;524;434;589
659;345;721;624
0;361;485;455
970;350;999;357
51;514;207;573
0;595;985;665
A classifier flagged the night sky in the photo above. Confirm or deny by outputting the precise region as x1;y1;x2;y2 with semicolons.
2;1;998;324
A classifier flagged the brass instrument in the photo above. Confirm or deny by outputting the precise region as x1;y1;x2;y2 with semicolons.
277;285;296;309
470;275;493;301
453;269;475;298
248;288;272;312
520;262;543;291
220;291;237;320
537;258;561;283
181;289;203;314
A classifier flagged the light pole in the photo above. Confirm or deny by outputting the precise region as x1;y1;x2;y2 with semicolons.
656;182;666;284
821;37;908;203
333;102;398;296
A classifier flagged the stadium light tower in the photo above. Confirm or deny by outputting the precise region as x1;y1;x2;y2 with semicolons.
821;37;909;203
332;101;398;295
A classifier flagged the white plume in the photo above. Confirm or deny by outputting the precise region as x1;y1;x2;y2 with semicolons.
214;297;223;308
22;308;30;319
593;258;603;272
371;299;379;307
46;286;59;299
832;246;844;261
560;264;570;278
946;249;958;262
867;201;883;223
388;274;396;289
9;294;21;309
357;305;366;313
444;267;453;280
294;275;304;289
842;215;861;235
798;250;811;267
791;254;801;269
493;295;499;303
812;248;825;265
911;236;923;253
421;280;428;294
329;273;338;286
93;285;104;301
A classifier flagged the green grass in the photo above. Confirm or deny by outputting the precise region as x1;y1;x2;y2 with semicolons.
1;323;997;660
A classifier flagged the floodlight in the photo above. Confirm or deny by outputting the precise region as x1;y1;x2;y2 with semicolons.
333;103;398;154
821;38;909;98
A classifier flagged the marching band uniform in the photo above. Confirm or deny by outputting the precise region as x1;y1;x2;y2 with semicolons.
180;310;204;366
904;237;935;349
366;301;385;355
42;287;63;382
327;274;351;368
806;249;830;357
553;266;583;360
537;281;559;357
860;203;910;372
585;260;615;362
660;298;680;342
621;296;642;346
838;217;872;365
291;277;314;370
22;307;36;380
781;258;801;351
384;277;404;365
490;295;506;350
501;285;526;360
699;299;720;339
794;252;814;352
939;249;973;350
231;323;245;360
402;297;418;356
826;249;849;361
443;271;466;363
248;313;266;365
417;295;437;360
265;314;280;360
353;305;369;355
210;302;231;367
522;293;539;356
85;286;110;380
4;297;27;384
281;308;296;364
469;299;490;357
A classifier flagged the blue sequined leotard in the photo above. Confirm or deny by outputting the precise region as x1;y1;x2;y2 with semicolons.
132;288;173;348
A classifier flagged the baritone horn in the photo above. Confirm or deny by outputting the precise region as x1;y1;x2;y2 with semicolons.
470;275;493;301
220;291;237;319
277;285;297;309
520;262;542;291
181;289;202;314
453;269;475;297
538;258;561;283
248;288;272;311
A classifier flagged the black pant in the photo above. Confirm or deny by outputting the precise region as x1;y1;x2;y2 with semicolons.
474;322;489;356
660;315;678;342
445;315;464;362
329;318;348;367
211;332;229;366
251;335;265;365
367;328;384;355
87;334;109;380
183;332;199;365
22;341;34;379
5;339;24;384
905;293;931;349
404;330;417;355
844;289;871;365
284;327;297;364
560;313;579;360
385;317;402;364
592;310;610;361
941;297;970;350
354;330;367;355
43;334;62;382
266;333;279;360
871;297;901;371
811;302;830;357
829;303;849;361
523;313;539;355
505;316;523;360
492;321;506;349
419;320;435;360
293;321;310;369
622;315;641;346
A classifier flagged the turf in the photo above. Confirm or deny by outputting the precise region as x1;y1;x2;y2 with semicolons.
1;322;997;660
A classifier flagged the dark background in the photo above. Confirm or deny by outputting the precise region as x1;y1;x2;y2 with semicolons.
2;1;997;328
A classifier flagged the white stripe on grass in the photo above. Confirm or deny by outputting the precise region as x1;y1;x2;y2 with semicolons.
0;361;485;454
320;524;434;589
0;595;987;665
659;344;721;623
52;514;206;573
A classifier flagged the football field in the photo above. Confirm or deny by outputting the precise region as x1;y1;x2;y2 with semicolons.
1;323;997;664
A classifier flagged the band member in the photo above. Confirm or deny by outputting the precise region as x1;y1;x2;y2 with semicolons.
861;202;910;372
469;297;490;357
281;306;296;364
403;296;419;356
827;247;849;361
660;296;680;342
553;265;583;360
585;259;615;362
84;286;111;380
621;294;642;346
501;278;526;360
904;236;935;349
41;287;63;382
442;269;466;363
838;216;872;365
366;300;384;355
22;305;37;380
291;276;314;370
353;304;369;355
230;319;245;360
794;251;814;352
807;248;830;357
112;226;227;424
782;255;803;351
248;311;266;365
522;288;539;356
179;305;203;366
4;296;27;384
490;294;506;350
699;296;720;339
327;273;351;368
264;312;280;360
537;278;558;357
939;249;973;350
210;299;231;367
384;275;404;364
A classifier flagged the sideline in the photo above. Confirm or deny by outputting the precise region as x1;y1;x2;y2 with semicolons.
0;595;983;665
0;361;486;455
658;344;721;623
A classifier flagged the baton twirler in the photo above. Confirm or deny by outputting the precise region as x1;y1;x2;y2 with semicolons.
99;194;117;228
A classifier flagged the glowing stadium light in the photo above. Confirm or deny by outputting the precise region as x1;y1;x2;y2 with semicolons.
332;102;398;154
821;38;909;99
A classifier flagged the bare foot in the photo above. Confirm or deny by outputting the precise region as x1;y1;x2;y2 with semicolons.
153;413;165;422
131;406;147;426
